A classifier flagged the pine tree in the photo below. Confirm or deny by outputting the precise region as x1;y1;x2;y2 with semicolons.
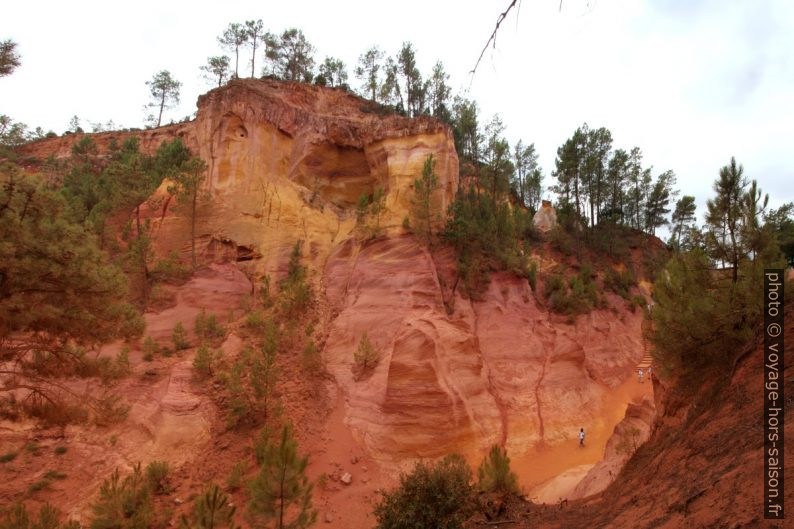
426;61;451;120
1;164;143;408
201;56;231;87
0;39;20;77
477;444;519;495
244;20;264;78
264;29;315;81
164;140;207;269
180;484;238;529
512;140;542;211
317;57;347;87
217;23;248;79
355;46;384;101
411;154;440;244
90;465;153;529
248;424;316;529
644;170;677;236
670;195;697;249
145;70;181;127
705;157;747;283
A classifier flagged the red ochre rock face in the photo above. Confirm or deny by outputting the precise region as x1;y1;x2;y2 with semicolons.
324;235;645;463
20;79;644;467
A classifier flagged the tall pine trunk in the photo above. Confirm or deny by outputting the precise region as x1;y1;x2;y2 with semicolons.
157;91;165;127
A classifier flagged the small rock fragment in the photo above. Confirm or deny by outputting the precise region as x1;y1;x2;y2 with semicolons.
341;472;352;485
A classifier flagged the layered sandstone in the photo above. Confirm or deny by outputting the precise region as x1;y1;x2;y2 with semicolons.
20;79;648;476
324;235;647;462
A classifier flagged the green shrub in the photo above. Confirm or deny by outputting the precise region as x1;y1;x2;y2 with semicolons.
301;340;321;373
44;470;68;480
172;322;189;351
221;345;278;429
278;241;313;319
631;295;647;312
145;460;170;495
93;393;130;426
0;503;72;529
0;451;17;463
92;348;131;384
195;310;226;343
54;446;68;455
151;251;191;283
28;479;51;493
90;464;153;529
142;336;158;359
604;267;636;300
353;332;378;381
527;261;538;292
374;454;473;529
476;445;519;495
544;267;599;317
226;461;245;491
259;275;273;309
180;483;237;529
193;343;220;379
244;310;269;334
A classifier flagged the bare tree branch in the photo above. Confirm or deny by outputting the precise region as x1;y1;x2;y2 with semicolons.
470;0;520;76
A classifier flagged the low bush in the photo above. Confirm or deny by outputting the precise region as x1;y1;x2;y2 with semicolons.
630;295;647;312
374;453;473;529
151;251;191;283
90;464;153;529
172;322;189;351
221;345;278;429
544;266;599;318
193;343;221;379
226;461;245;491
353;332;378;381
0;503;78;529
145;460;170;495
278;241;313;320
142;336;158;360
180;483;237;529
301;340;321;373
93;393;130;426
195;310;226;343
527;261;538;292
28;479;51;493
604;267;636;300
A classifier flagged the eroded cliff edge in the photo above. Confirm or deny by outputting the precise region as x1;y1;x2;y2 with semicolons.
19;79;647;470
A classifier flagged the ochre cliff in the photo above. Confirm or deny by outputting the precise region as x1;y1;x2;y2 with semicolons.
19;79;647;478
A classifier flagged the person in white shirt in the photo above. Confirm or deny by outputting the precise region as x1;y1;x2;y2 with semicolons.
638;368;644;383
578;428;585;447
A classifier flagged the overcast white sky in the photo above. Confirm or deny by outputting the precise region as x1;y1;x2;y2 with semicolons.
3;0;793;223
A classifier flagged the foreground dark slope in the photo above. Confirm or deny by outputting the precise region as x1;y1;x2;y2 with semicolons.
467;297;793;529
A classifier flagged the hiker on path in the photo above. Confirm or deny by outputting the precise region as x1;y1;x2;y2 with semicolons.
638;368;644;383
579;428;585;447
648;366;653;380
